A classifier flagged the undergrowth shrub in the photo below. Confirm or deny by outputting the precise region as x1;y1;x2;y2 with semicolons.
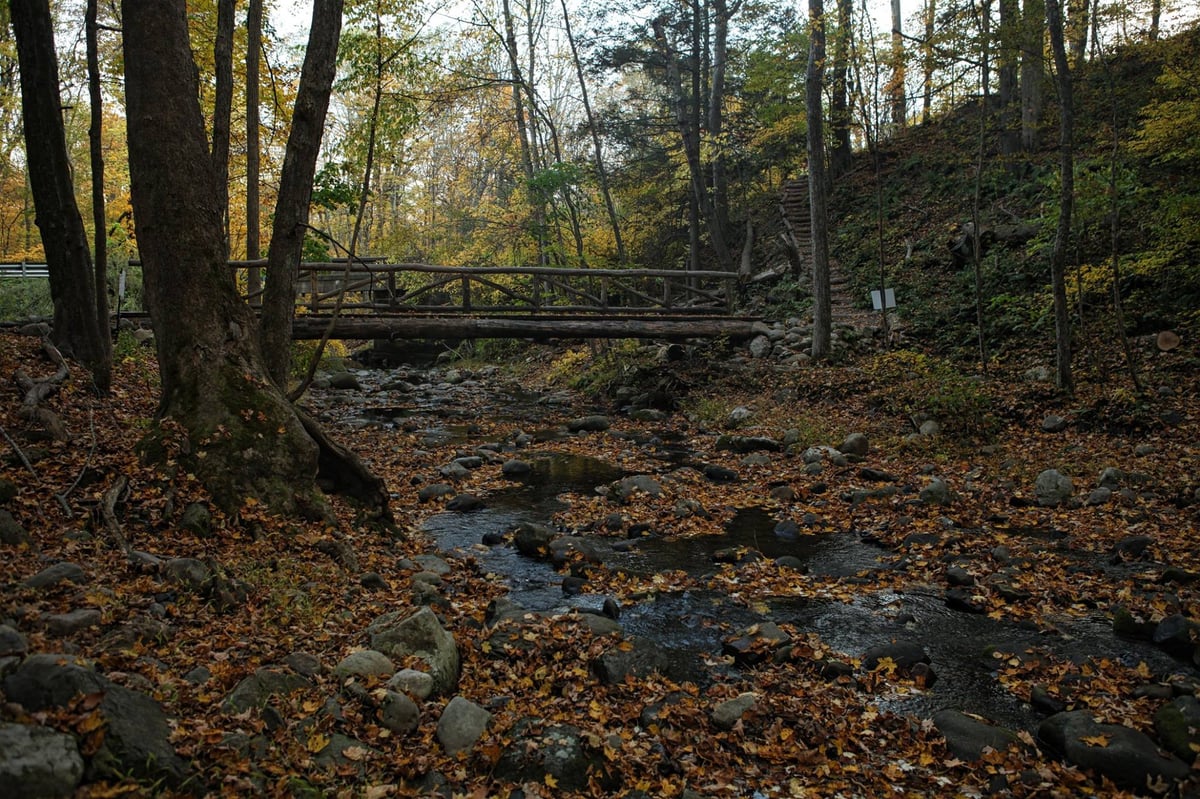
865;349;998;438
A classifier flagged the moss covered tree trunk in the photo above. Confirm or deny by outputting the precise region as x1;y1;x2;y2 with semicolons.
121;0;383;519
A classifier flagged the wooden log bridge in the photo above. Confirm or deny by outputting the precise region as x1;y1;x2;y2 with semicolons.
230;261;757;341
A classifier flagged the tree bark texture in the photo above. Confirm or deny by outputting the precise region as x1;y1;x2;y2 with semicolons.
890;0;907;127
998;0;1021;156
260;0;344;387
246;0;262;295
122;0;327;516
807;0;832;359
830;0;853;177
11;0;112;392
85;0;114;382
1046;0;1074;393
1020;0;1045;151
212;0;235;246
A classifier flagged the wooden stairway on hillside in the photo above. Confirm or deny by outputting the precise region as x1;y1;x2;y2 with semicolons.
780;178;873;330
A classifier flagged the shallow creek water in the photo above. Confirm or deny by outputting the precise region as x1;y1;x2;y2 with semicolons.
422;450;1192;734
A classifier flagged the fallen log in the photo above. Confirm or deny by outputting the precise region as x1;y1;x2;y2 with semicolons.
290;315;761;342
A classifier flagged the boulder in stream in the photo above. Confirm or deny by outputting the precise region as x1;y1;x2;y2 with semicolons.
1038;710;1190;791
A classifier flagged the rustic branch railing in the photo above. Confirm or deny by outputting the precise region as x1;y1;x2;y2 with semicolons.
229;261;740;316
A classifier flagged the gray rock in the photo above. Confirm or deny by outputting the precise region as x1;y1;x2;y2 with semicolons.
379;690;420;735
0;722;84;798
1034;469;1074;507
436;696;491;754
1038;710;1189;791
727;406;754;426
0;624;28;657
179;502;212;536
501;459;531;476
615;474;663;499
163;558;210;590
413;554;451;575
629;408;666;422
513;522;556;559
932;710;1021;760
453;456;484;470
918;419;941;437
1085;487;1112;506
712;692;757;731
945;565;974;587
417;483;455;502
445;493;483;512
1155;695;1200;763
593;636;668;684
332;650;394;682
0;509;30;546
329;371;362;391
839;433;869;457
45;609;102;636
919;477;952;505
715;435;782;453
223;668;312;713
702;464;738;482
440;461;471;480
21;562;87;589
387;668;435;700
1;655;185;784
862;642;930;672
748;335;772;358
367;607;459;696
566;415;610;433
495;721;599;792
312;733;375;773
1041;414;1069;433
1097;467;1126;489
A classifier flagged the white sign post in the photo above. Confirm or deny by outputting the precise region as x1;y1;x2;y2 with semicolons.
870;288;896;311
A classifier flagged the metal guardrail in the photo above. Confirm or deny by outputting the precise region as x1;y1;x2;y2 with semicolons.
0;262;50;279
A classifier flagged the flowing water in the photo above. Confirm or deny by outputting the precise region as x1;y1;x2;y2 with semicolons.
424;451;1194;733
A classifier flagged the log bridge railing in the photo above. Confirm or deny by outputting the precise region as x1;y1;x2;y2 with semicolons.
233;260;738;315
230;260;759;341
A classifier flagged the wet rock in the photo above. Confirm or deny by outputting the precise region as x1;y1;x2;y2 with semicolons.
513;522;555;559
224;668;312;712
862;642;930;672
0;722;84;798
1154;696;1200;763
933;710;1022;760
945;587;987;614
446;493;483;512
1041;415;1068;433
1112;606;1157;640
549;536;603;567
22;562;88;589
723;622;791;666
1030;685;1068;715
501;459;531;476
1034;469;1074;507
859;467;897;482
332;650;394;683
379;690;420;735
440;461;471;480
452;456;484;470
566;415;610;433
1152;614;1199;656
45;609;102;636
712;692;757;731
838;433;869;457
367;607;459;695
593;636;669;684
1038;710;1189;791
387;668;435;700
437;696;491;754
0;509;30;546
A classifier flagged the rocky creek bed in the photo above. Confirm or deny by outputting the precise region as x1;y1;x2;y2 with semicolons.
3;338;1200;797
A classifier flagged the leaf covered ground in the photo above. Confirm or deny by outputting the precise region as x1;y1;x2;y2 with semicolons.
2;330;1199;798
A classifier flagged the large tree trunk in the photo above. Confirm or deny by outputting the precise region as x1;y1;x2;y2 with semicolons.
260;0;344;386
12;0;112;393
807;0;832;359
85;0;113;379
1046;0;1073;393
122;0;388;521
1020;0;1045;151
246;0;262;295
889;0;907;128
921;0;935;124
709;0;732;234
998;0;1021;156
830;0;853;177
212;0;234;246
